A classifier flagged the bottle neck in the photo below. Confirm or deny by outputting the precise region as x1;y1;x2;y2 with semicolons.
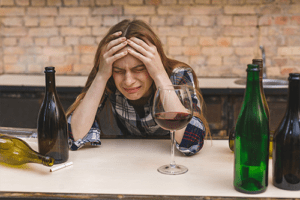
45;72;56;94
287;79;300;112
245;70;260;98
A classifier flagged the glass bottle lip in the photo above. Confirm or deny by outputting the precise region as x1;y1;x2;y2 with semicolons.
288;73;300;81
246;64;260;72
44;67;55;73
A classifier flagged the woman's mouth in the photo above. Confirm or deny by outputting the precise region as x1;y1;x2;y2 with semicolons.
124;86;141;94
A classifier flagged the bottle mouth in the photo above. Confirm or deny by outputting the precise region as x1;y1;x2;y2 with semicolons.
43;156;55;166
246;64;260;72
288;73;300;81
44;67;55;73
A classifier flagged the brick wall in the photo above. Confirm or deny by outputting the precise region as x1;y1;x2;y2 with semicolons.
0;0;300;78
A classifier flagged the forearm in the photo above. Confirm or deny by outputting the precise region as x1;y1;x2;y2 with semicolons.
71;74;108;141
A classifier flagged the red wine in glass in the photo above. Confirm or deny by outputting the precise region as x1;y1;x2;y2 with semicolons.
154;112;192;130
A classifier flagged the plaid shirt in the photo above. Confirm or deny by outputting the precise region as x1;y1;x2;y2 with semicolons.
68;67;206;156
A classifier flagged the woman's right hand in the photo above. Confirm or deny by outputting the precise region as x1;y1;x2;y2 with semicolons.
97;31;128;80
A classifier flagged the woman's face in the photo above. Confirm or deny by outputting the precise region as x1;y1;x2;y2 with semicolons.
112;46;154;101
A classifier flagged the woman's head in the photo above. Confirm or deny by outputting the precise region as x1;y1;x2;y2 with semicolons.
93;19;171;95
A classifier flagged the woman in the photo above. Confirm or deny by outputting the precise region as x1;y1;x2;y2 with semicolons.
66;19;210;156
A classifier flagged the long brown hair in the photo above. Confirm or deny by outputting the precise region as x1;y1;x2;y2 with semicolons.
66;19;210;137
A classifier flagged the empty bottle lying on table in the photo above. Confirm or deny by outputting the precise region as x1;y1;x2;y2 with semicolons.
273;73;300;191
0;134;54;166
37;67;69;164
234;64;269;194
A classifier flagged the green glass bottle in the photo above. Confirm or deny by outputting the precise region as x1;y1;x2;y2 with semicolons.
0;134;54;166
234;64;269;194
229;59;270;153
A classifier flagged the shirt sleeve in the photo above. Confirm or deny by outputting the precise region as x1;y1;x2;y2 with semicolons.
170;67;206;156
67;94;108;151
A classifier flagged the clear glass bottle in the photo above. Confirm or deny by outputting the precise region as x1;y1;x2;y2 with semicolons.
37;67;69;164
273;73;300;190
0;134;54;166
234;64;269;194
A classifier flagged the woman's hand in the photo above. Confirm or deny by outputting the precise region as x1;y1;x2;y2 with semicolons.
127;37;171;87
97;31;128;80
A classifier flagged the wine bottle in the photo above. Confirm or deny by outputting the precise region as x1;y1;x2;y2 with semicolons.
273;73;300;190
234;64;269;194
0;134;54;166
229;59;270;153
37;67;69;164
253;59;272;158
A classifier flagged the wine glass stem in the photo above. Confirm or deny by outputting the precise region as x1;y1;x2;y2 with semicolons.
170;130;176;168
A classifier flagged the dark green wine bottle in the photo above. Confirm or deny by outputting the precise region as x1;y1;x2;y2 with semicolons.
234;64;269;194
273;73;300;190
37;67;69;164
0;134;54;166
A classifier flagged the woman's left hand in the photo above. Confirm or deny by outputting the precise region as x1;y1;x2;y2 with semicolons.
127;37;171;86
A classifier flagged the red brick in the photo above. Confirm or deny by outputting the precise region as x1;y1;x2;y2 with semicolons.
145;0;161;6
74;45;97;54
291;16;300;25
55;65;73;75
281;67;295;75
217;37;231;47
275;16;288;25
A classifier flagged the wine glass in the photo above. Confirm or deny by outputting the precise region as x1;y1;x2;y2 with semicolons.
153;85;194;175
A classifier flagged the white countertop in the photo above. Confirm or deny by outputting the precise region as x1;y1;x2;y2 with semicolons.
0;139;299;198
0;74;246;89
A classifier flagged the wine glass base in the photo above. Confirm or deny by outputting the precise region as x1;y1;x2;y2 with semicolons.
157;164;188;175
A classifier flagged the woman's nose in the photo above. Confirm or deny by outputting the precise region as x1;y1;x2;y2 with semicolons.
124;72;136;86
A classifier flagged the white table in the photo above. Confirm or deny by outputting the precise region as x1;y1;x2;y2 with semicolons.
0;138;299;199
